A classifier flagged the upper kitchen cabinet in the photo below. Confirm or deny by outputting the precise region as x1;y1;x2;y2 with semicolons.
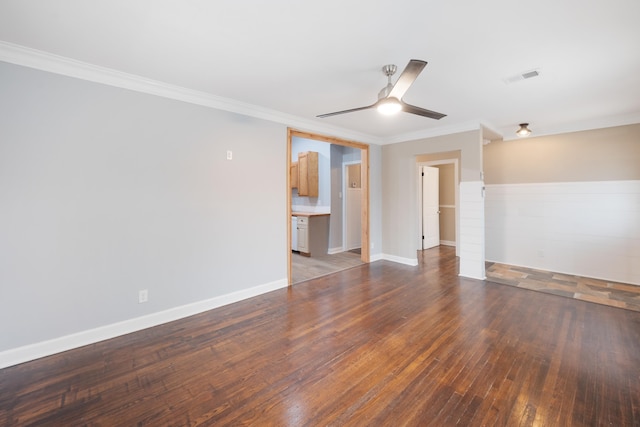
297;151;318;197
290;161;299;189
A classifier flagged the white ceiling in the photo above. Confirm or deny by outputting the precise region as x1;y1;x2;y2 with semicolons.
1;0;639;144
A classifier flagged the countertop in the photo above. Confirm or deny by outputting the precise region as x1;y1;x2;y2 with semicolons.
292;212;330;217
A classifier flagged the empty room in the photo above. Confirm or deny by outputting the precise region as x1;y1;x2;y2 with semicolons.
1;1;639;425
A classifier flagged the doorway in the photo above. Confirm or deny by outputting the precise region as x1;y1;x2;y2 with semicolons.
287;129;370;285
417;157;459;255
344;162;362;251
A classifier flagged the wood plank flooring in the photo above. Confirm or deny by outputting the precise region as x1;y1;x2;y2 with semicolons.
2;246;639;426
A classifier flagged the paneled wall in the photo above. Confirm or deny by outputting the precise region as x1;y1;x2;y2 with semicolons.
484;124;640;285
485;181;640;284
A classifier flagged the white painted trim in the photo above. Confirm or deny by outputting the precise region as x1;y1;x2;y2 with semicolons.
440;240;456;247
0;41;382;146
458;181;486;280
460;271;487;281
4;41;636;145
327;246;344;255
384;121;484;145
0;278;288;369
417;159;460;256
369;253;384;262
484;180;640;189
382;254;419;266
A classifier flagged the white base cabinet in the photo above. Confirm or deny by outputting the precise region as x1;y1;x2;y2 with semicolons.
296;216;309;253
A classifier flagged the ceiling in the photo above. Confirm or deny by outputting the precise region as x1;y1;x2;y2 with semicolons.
1;0;639;144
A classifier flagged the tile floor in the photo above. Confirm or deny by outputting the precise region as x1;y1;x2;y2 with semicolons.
486;262;640;312
291;250;364;284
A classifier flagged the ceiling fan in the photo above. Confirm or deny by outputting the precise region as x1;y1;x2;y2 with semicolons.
317;59;446;120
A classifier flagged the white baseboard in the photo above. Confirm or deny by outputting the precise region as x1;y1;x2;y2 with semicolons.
0;278;289;369
440;240;456;247
327;246;344;255
369;253;384;262
382;254;418;266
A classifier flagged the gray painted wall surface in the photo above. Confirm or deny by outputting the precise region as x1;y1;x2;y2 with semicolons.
329;145;362;251
381;130;482;259
0;62;287;351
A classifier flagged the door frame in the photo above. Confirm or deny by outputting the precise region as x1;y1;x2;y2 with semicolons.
342;160;362;252
287;129;370;285
417;159;459;256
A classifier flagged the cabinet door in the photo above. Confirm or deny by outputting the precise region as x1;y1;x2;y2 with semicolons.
298;153;309;195
297;152;318;197
297;224;309;253
290;162;298;189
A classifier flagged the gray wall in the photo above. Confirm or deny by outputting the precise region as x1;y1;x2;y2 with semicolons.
329;145;362;251
0;62;287;352
484;123;640;184
381;130;482;260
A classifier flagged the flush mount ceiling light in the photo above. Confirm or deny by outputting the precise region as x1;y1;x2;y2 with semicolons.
516;123;532;137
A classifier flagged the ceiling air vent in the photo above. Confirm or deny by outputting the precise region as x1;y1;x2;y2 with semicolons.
503;68;541;84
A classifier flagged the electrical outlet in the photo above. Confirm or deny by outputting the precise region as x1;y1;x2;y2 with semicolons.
226;150;233;160
138;289;148;303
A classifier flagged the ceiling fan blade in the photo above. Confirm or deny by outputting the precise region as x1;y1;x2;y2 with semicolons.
401;102;446;120
388;59;427;100
317;104;375;118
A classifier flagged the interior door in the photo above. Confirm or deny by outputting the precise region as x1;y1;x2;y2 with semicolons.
422;166;440;249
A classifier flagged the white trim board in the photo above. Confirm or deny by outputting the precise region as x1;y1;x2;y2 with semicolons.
4;41;636;145
0;41;381;146
382;254;418;266
416;159;460;257
0;278;288;369
458;181;486;280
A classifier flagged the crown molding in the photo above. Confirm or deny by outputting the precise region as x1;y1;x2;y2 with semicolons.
0;41;383;145
2;41;637;146
382;120;486;145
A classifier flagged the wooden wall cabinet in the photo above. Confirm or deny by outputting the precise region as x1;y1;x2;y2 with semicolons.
297;151;318;197
290;162;298;189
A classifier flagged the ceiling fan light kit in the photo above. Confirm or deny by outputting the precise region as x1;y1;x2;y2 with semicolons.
376;97;402;115
516;123;532;137
317;59;446;120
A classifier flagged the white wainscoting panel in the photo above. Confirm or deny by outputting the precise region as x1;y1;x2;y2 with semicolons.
459;181;486;279
485;180;640;286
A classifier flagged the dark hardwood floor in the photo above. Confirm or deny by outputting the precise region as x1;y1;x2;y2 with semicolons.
2;246;639;426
